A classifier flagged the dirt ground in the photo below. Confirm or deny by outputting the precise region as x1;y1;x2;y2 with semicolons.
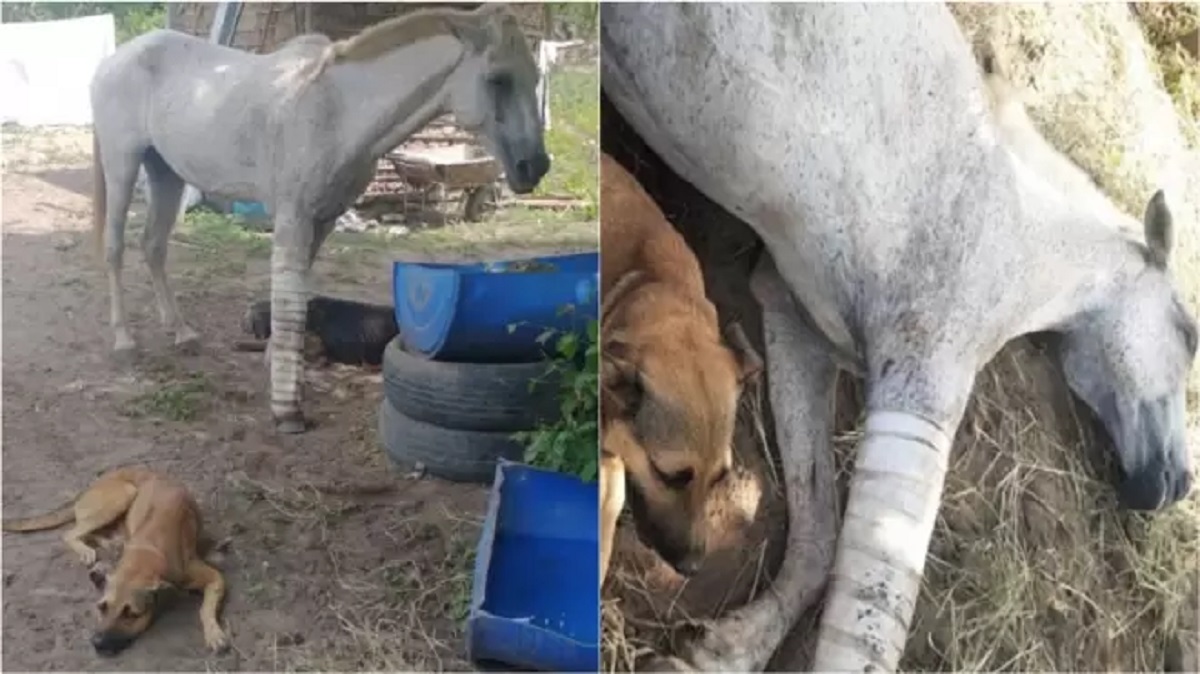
1;126;596;672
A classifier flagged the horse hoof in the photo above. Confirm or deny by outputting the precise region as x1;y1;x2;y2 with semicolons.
173;334;201;356
111;345;138;368
274;415;308;435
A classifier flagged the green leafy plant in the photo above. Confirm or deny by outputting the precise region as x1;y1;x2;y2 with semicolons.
511;315;599;482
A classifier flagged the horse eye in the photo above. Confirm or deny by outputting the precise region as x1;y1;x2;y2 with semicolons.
487;73;513;90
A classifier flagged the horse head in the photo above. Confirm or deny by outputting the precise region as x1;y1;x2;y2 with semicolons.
1060;191;1197;510
444;5;550;194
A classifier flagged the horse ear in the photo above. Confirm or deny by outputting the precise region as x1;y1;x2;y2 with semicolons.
444;12;491;52
724;321;764;384
602;332;644;416
1143;189;1174;269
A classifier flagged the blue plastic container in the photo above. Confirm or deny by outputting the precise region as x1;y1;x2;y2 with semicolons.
392;252;598;363
230;200;268;218
466;460;599;672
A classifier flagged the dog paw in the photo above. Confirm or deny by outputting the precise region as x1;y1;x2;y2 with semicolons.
205;626;231;654
78;548;98;567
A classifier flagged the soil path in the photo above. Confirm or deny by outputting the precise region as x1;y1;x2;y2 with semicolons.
1;132;587;672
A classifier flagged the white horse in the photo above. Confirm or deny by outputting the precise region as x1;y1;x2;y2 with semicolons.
90;4;549;432
602;3;1195;671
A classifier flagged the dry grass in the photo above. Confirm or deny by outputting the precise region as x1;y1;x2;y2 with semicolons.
891;341;1198;671
603;4;1200;672
225;472;481;672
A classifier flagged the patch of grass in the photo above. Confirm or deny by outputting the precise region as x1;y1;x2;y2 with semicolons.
175;209;271;257
535;63;600;219
291;510;483;672
120;372;213;423
512;315;599;482
402;208;597;256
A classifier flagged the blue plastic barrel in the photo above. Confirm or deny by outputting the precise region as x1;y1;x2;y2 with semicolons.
393;252;598;363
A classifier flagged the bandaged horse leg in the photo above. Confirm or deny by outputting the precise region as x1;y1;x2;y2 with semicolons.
268;215;313;433
659;256;840;671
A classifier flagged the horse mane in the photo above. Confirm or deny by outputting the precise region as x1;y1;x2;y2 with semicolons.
332;4;503;64
980;55;1134;232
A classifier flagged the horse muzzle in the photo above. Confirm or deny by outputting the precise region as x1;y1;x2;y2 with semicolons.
1118;455;1193;511
506;150;551;194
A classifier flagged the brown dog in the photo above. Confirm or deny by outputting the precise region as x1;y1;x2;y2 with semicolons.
2;467;230;656
600;153;762;584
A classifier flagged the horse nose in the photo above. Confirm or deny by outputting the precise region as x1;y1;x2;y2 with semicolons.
1172;468;1193;502
516;152;550;186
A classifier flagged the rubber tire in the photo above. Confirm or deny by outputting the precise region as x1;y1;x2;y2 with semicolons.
382;337;561;433
377;399;525;483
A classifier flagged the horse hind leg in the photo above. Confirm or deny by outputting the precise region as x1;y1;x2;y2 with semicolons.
99;143;144;357
141;148;199;352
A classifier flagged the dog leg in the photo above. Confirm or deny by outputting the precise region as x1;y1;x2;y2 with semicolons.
184;559;230;653
600;452;626;587
668;255;840;672
64;481;138;566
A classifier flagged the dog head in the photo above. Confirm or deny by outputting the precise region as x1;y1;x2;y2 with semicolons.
88;562;172;656
602;271;763;575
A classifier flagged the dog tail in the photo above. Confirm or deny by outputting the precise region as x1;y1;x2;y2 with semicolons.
2;503;76;532
92;133;107;261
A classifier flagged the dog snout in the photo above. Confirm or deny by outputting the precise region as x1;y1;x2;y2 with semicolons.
671;553;705;577
656;537;707;577
91;631;132;657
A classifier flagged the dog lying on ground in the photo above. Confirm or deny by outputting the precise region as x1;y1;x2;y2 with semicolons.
2;467;230;656
235;294;399;367
599;153;763;585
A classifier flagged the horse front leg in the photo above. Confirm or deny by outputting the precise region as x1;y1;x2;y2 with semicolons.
654;255;840;672
268;215;315;434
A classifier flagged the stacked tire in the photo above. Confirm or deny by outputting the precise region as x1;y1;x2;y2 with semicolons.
378;336;562;483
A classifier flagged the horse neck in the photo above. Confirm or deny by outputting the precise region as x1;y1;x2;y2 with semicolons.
325;36;465;164
1001;150;1146;337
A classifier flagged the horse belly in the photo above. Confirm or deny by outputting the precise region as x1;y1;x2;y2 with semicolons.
141;51;270;202
603;2;990;347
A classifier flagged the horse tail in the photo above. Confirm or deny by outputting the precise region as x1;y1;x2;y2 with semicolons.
92;133;107;261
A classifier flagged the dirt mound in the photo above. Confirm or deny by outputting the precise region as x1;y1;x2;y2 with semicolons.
599;4;1200;669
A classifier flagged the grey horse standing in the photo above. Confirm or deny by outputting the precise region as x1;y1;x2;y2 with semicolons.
90;4;549;432
602;3;1195;671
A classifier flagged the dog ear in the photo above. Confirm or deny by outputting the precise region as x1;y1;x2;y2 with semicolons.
724;321;764;384
602;332;644;416
132;580;175;611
